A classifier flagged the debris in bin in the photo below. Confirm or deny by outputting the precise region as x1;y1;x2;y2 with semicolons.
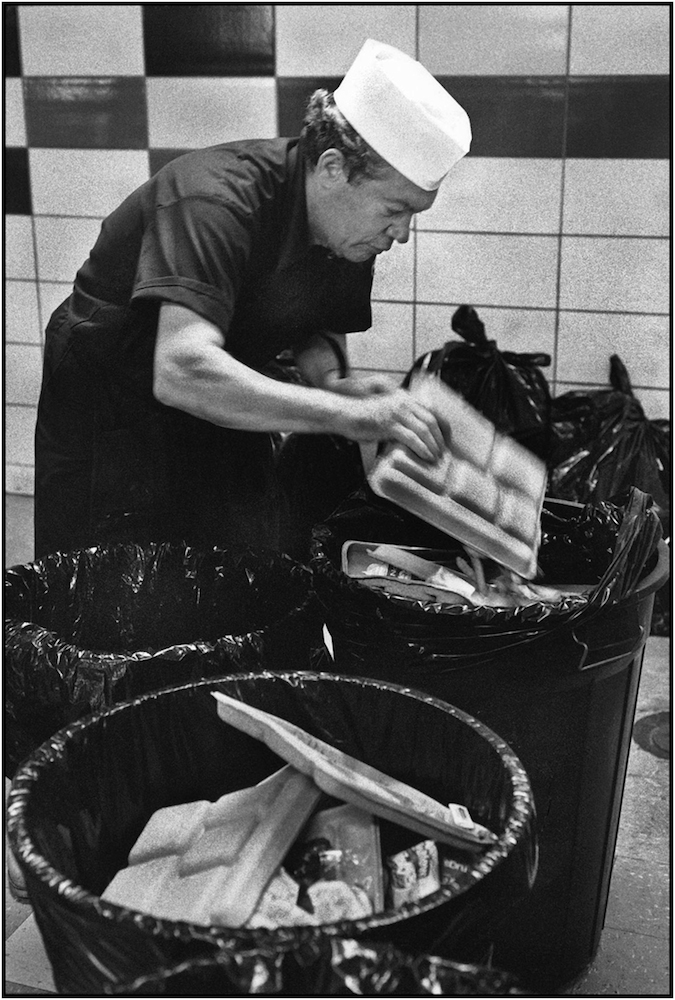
102;765;321;925
249;802;383;927
342;540;591;610
368;374;547;579
212;691;497;852
385;840;441;909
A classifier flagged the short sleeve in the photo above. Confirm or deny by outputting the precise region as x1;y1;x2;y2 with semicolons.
131;195;253;335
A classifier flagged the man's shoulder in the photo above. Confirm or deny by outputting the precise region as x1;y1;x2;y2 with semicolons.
177;138;299;182
151;138;301;209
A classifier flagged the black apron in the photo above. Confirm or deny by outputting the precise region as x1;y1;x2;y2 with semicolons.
34;247;370;560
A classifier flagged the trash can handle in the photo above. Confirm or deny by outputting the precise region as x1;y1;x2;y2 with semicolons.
572;622;646;672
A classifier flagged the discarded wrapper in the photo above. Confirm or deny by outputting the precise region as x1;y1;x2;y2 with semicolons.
212;691;497;852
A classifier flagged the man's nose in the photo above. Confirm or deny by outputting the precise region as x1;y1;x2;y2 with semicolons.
387;215;412;244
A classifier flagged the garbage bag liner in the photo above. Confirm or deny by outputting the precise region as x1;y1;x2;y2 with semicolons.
4;542;316;776
7;672;536;996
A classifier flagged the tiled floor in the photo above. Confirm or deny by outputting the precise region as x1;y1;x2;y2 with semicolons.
4;494;671;996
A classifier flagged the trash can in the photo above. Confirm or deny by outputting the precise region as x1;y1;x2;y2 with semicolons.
311;493;669;992
7;672;536;996
4;542;317;777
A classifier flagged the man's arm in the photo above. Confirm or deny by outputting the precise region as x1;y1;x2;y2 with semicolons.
294;332;400;397
153;303;444;460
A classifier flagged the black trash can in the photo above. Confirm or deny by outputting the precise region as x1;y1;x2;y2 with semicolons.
7;672;536;996
4;542;317;776
310;495;669;992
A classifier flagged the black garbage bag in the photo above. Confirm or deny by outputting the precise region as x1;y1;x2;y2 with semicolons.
309;491;668;993
4;543;316;777
277;433;365;562
309;485;665;674
270;339;367;561
407;305;553;459
7;673;536;995
548;354;670;524
100;938;529;995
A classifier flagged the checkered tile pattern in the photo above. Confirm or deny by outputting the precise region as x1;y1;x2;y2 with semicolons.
5;4;670;494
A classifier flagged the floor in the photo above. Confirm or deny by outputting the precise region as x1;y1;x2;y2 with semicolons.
4;493;671;996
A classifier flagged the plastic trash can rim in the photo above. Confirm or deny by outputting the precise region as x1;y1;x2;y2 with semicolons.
6;671;535;946
4;545;314;660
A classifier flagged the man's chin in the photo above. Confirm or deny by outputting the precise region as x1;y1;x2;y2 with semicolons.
343;246;377;263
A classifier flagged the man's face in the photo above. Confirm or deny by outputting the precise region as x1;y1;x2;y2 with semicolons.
310;154;438;263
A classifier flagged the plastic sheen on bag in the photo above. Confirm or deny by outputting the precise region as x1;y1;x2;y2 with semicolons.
406;305;553;459
309;486;664;675
313;485;661;625
4;543;315;777
548;354;671;527
7;673;536;996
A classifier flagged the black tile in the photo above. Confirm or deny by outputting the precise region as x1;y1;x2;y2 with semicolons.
143;5;274;77
3;5;21;77
24;78;148;149
437;77;567;158
149;148;195;175
277;77;341;138
566;76;670;158
4;147;32;214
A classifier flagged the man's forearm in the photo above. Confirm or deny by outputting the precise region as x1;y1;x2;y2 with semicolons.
153;303;444;459
154;316;347;433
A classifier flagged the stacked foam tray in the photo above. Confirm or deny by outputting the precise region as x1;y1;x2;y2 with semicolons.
368;377;548;579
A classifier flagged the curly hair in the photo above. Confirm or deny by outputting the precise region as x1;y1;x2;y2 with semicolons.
300;89;389;183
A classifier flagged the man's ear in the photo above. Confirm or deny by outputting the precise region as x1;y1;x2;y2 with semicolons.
314;148;348;186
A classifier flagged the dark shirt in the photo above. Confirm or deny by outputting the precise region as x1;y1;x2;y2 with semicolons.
73;138;374;378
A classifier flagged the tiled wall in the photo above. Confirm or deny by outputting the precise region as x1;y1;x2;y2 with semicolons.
5;4;670;496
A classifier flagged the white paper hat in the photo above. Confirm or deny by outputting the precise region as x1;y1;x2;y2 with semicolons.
334;39;471;191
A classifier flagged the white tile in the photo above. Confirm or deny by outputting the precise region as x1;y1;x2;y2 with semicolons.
5;464;35;497
416;304;557;362
557;312;670;388
570;4;670;75
419;5;569;75
563;161;670;237
29;149;149;218
275;5;416;75
634;388;671;422
417;232;559;309
421;158;563;234
5;281;41;345
347;302;414;372
5;78;26;147
38;282;72;335
4;913;56;992
33;217;103;283
6;345;44;407
5;407;38;467
147;78;276;148
5;217;36;281
19;4;144;76
559;237;670;314
371;239;415;302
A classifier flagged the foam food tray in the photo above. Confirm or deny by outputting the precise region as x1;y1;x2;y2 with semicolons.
368;377;547;579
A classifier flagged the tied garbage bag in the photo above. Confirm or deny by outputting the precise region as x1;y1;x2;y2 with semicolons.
4;542;315;776
548;354;670;636
548;354;670;523
407;305;553;459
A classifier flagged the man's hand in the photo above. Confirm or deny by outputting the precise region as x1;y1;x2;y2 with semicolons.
336;387;445;463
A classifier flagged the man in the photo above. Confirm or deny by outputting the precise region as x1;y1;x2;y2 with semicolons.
34;39;471;557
